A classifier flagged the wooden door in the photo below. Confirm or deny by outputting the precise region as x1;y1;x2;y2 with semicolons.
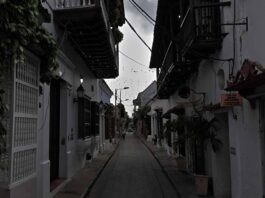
49;79;60;182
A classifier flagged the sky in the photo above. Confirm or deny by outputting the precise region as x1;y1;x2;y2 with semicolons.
106;0;158;116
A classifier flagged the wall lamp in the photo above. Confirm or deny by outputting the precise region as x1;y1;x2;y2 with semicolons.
178;86;206;104
80;75;83;84
73;84;85;103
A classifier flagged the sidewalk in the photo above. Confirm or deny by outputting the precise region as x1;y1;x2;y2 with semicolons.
54;142;119;198
138;136;198;198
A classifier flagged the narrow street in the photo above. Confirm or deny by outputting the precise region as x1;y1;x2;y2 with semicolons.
86;133;179;198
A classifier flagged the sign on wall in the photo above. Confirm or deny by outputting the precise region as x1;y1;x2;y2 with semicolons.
220;93;243;107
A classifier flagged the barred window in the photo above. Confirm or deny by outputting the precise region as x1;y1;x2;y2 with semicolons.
78;96;91;139
91;101;99;136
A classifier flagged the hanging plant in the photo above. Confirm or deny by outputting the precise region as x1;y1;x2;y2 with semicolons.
112;28;124;44
109;0;125;44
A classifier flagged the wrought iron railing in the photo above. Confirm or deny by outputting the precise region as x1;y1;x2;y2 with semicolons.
54;0;96;9
179;4;222;54
52;0;116;61
194;5;221;40
0;50;39;186
157;42;174;91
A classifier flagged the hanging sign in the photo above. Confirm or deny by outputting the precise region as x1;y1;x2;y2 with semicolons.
220;93;243;107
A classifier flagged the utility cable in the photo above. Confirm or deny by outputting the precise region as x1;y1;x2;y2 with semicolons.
125;18;152;52
119;50;149;68
130;0;156;23
128;0;155;26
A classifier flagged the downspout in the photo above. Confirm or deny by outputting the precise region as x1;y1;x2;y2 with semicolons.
232;0;236;78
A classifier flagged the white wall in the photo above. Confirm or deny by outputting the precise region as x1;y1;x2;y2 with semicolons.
36;2;103;197
184;0;265;196
37;84;51;198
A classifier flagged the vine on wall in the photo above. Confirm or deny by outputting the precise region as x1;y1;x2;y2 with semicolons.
0;0;58;151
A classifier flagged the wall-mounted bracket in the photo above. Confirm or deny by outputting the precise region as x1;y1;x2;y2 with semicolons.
221;17;249;31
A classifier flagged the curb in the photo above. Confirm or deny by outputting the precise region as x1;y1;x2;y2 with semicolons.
82;140;121;198
137;135;182;198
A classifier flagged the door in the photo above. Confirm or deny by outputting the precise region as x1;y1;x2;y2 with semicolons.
213;113;231;197
49;79;60;183
260;100;265;196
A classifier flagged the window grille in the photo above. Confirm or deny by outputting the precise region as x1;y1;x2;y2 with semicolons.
55;0;96;9
0;50;39;185
91;102;99;135
11;51;39;184
78;96;91;139
12;149;36;183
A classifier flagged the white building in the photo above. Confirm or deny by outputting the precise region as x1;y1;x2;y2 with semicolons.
150;0;265;197
0;0;124;197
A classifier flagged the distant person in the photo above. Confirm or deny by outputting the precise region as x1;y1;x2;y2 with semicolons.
122;132;126;140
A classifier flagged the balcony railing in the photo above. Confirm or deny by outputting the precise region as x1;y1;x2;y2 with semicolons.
179;4;222;56
52;0;119;78
157;42;174;90
54;0;96;9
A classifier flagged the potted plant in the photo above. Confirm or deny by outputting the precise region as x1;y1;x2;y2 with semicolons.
185;112;221;196
169;117;188;171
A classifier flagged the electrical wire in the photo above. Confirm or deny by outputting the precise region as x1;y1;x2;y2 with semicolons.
119;50;149;68
128;0;155;26
130;0;156;23
125;18;152;52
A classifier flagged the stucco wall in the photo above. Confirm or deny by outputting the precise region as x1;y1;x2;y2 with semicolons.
36;2;102;198
186;0;265;196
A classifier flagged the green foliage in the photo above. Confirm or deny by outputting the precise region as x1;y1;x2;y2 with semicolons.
186;116;222;153
0;90;7;157
117;103;126;118
109;0;125;44
0;0;58;151
109;0;125;28
112;28;123;44
0;0;58;83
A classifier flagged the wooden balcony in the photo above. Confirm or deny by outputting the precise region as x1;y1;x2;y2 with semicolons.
179;4;225;58
53;0;118;78
157;43;198;98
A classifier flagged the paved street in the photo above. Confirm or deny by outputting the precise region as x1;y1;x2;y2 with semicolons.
86;133;179;198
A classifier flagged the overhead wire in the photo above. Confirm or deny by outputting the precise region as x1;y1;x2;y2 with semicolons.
130;0;156;23
119;50;149;68
125;18;152;52
128;0;155;26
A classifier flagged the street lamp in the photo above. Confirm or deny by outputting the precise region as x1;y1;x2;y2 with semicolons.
114;87;129;141
118;87;129;103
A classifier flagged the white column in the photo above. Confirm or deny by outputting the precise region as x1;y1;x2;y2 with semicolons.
38;84;50;198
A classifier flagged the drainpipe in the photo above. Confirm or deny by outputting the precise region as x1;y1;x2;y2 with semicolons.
232;0;236;78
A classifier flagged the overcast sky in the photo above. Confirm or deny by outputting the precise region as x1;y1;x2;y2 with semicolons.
106;0;158;116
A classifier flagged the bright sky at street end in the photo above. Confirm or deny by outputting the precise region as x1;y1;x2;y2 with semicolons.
106;0;158;117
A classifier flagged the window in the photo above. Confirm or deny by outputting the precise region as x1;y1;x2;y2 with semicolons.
78;96;91;139
91;101;99;136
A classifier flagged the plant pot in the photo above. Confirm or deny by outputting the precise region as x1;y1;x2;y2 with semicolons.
194;174;209;196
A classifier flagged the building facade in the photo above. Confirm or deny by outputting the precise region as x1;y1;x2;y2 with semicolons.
150;0;265;197
0;0;124;197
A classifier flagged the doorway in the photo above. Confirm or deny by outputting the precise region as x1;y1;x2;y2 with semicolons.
49;79;61;184
212;113;232;197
